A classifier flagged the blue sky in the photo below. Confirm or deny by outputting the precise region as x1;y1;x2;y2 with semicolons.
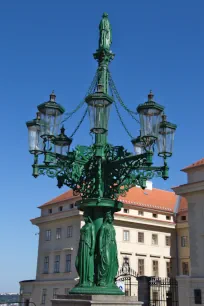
1;0;204;292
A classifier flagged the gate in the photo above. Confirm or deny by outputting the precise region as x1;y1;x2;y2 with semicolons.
149;277;178;306
116;258;138;296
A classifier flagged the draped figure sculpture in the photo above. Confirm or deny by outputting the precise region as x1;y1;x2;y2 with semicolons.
75;215;95;287
97;211;118;287
99;12;112;50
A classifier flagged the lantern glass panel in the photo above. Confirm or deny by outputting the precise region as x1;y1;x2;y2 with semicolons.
88;99;111;133
157;126;175;156
139;108;162;139
54;144;69;156
28;124;42;151
40;108;62;137
134;143;144;155
132;138;145;155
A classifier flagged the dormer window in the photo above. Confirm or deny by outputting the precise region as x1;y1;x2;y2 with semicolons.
48;208;52;214
181;215;187;221
58;206;63;212
153;213;158;218
124;208;129;213
70;204;74;209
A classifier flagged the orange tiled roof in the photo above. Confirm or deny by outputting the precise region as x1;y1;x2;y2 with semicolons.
182;158;204;171
39;186;178;212
178;196;188;213
38;189;76;208
118;187;177;212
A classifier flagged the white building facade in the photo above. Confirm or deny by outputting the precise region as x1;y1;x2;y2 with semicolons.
20;183;180;306
173;158;204;306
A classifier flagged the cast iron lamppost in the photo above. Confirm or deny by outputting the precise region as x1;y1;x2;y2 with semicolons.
26;13;176;295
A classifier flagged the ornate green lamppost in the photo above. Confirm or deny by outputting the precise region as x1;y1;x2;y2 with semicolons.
26;13;176;295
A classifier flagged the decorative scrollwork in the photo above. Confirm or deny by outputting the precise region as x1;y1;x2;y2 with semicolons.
34;143;166;201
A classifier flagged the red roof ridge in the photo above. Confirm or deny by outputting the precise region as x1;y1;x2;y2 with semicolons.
38;189;77;208
182;158;204;171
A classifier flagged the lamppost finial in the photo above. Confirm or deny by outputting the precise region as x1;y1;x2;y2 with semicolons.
99;12;112;50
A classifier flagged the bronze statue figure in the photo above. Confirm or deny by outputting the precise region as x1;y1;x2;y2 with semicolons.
97;211;119;287
99;12;112;50
75;215;95;287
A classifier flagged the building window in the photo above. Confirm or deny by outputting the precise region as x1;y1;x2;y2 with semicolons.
138;259;145;276
182;262;189;275
48;208;52;214
65;288;70;295
54;255;60;273
41;289;47;304
70;203;74;209
53;288;59;299
152;234;158;245
138;232;144;243
181;236;188;247
66;254;71;272
44;256;49;273
166;215;171;220
152;260;159;277
165;236;171;246
67;226;73;238
124;208;129;213
45;230;51;241
138;210;144;216
152;213;158;218
56;228;61;240
58;206;63;212
181;215;187;221
166;261;172;277
123;230;130;241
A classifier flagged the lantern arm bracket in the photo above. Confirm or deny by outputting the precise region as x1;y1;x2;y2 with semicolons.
106;151;153;169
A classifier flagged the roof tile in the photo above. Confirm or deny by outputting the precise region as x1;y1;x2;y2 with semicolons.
39;186;179;212
182;158;204;171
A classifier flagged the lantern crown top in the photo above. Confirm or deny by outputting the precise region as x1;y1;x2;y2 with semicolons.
50;90;56;102
159;114;177;130
137;91;164;113
37;92;65;114
148;90;154;102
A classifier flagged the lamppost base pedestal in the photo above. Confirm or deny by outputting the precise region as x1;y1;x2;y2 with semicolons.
69;284;124;295
52;295;144;306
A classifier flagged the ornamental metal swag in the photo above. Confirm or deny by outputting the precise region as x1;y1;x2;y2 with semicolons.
26;13;176;295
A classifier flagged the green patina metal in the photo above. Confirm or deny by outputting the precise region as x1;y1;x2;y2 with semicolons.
26;13;176;295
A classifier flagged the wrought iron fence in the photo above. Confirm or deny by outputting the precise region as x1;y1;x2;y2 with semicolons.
149;277;178;306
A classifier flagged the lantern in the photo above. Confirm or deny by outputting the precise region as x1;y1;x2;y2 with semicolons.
131;135;145;155
53;126;72;156
157;114;177;157
37;91;65;138
85;91;113;134
26;112;42;153
137;91;164;140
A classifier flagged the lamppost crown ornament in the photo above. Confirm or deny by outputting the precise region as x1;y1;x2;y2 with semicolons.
99;12;112;50
26;13;176;296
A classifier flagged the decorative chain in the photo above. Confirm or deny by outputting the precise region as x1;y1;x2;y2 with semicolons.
113;100;133;139
62;70;98;123
109;80;133;139
108;70;140;123
70;107;88;138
